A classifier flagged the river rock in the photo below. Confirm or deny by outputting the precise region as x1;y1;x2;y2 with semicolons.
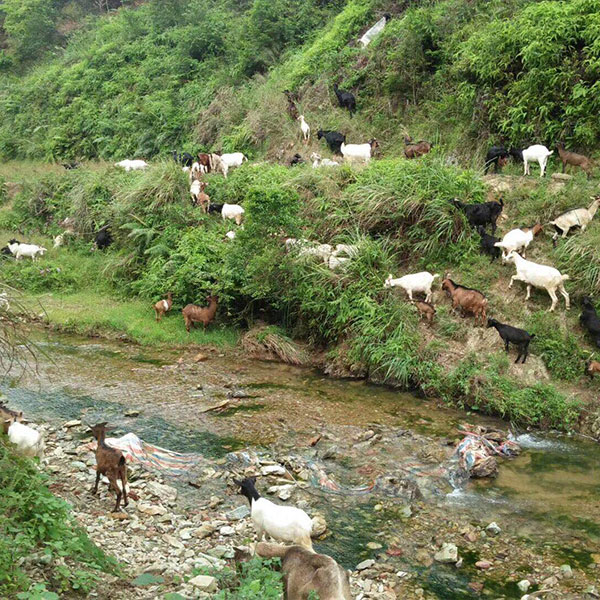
189;575;218;592
219;526;235;536
179;528;195;540
356;559;375;571
137;503;167;516
226;505;250;521
147;481;178;503
268;484;294;500
162;534;184;550
311;514;327;537
367;542;383;550
434;543;458;564
124;410;140;417
485;522;501;536
194;524;215;539
560;564;573;578
64;420;82;428
517;580;530;593
475;560;491;570
261;464;286;476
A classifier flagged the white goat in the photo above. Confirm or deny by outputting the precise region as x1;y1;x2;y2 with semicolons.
115;159;148;171
340;139;378;164
222;203;245;226
310;153;340;168
190;180;202;205
217;153;247;178
3;420;45;460
329;255;351;270
384;272;439;302
15;243;47;261
332;243;359;258
548;196;600;244
298;115;310;144
359;14;390;47
285;238;332;263
505;251;570;311
189;161;205;181
522;145;553;177
494;224;543;260
235;477;313;550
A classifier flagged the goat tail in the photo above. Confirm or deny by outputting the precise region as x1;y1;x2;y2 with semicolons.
432;274;440;280
255;542;289;558
494;241;506;248
561;274;570;281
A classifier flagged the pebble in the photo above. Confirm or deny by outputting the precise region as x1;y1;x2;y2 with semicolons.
475;560;491;570
189;575;218;592
485;522;501;536
434;543;458;564
560;564;573;578
517;580;530;593
63;420;82;428
367;542;383;550
219;526;235;536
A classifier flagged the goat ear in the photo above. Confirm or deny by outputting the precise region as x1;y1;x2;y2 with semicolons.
233;479;242;486
250;476;257;484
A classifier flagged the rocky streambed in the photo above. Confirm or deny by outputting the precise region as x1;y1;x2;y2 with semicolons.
2;332;600;599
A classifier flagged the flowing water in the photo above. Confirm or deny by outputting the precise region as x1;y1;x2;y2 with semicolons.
2;332;599;598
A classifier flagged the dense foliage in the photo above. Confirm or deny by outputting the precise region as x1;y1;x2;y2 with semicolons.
2;0;600;161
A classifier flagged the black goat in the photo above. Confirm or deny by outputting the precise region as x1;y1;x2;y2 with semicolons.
451;197;504;235
580;296;600;348
290;153;304;166
333;84;356;117
484;146;509;174
487;318;535;363
93;226;112;251
171;151;194;167
2;238;21;257
317;129;346;155
477;226;501;261
207;203;224;214
62;161;82;170
509;148;523;163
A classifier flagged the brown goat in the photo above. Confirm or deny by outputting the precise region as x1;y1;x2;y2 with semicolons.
404;135;433;159
0;402;23;425
196;181;210;213
283;90;300;121
154;291;173;322
256;542;351;600
557;143;593;179
586;360;600;378
197;153;212;173
413;300;435;324
182;295;218;333
90;422;128;513
441;278;488;326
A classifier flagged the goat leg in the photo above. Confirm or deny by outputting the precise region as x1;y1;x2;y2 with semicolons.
504;340;510;353
92;471;101;495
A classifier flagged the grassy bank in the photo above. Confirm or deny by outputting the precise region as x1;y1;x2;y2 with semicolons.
0;438;117;597
20;291;240;347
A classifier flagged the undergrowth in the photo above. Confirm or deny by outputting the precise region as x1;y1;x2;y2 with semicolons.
0;437;118;597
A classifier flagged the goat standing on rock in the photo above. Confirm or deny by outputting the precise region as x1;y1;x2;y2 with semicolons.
90;422;128;513
487;318;535;363
505;251;569;312
441;278;488;326
234;477;314;550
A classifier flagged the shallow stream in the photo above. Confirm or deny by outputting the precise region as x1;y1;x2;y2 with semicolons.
2;332;598;598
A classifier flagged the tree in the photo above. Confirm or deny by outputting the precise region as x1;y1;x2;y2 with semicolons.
1;0;58;61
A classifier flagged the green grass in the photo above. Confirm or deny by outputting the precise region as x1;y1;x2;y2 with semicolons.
20;290;239;347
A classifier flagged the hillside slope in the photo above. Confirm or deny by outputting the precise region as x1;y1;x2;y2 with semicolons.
1;0;600;160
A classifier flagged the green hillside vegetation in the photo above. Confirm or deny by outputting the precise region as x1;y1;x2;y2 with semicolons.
1;0;600;431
